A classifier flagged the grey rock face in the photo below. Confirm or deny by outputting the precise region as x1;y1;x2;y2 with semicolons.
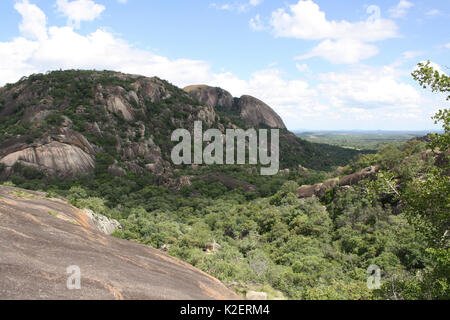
183;85;286;129
338;165;380;186
297;178;339;199
0;141;95;176
237;95;286;129
297;166;381;198
81;208;121;235
106;94;135;121
108;163;127;177
132;77;171;103
196;105;217;126
246;291;267;300
184;85;234;110
0;126;96;178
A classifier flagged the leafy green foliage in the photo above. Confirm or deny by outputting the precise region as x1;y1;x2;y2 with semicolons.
429;109;450;152
374;62;450;300
412;60;449;100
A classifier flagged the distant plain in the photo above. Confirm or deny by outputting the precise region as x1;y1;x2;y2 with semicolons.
294;130;441;150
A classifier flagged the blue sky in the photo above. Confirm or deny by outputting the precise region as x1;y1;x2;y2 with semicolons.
0;0;449;131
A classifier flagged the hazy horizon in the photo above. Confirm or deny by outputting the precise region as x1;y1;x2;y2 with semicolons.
292;129;444;133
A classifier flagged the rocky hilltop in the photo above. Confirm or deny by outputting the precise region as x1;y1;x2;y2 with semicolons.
237;95;286;129
184;85;234;111
184;85;286;129
0;70;360;180
0;185;239;300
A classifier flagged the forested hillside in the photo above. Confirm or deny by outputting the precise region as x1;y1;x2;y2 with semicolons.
0;70;360;177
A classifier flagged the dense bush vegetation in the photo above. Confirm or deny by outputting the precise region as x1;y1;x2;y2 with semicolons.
4;131;447;299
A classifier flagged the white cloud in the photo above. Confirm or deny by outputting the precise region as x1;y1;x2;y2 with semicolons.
31;27;217;86
388;0;414;19
210;3;232;11
401;51;422;60
56;0;105;28
426;9;440;16
249;14;266;31
211;0;262;13
310;64;445;129
264;0;398;64
269;1;398;42
0;37;40;84
390;50;423;68
295;63;310;73
445;43;450;49
14;0;48;41
249;0;262;6
296;39;379;64
318;65;422;109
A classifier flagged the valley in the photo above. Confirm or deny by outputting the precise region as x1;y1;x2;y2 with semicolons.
0;69;448;300
295;131;436;151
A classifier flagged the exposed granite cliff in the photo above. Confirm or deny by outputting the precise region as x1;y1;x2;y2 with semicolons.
184;85;287;129
0;127;96;177
297;165;380;198
237;95;286;129
184;85;234;110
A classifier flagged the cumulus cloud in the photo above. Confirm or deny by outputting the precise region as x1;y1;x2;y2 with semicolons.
262;0;399;64
56;0;105;28
401;51;422;60
249;14;266;31
296;39;379;64
426;9;440;16
269;1;398;42
296;63;310;73
211;0;262;13
318;65;422;109
388;0;414;19
311;64;444;129
14;0;48;41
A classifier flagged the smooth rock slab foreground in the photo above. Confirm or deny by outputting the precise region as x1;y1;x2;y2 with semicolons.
0;186;240;300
